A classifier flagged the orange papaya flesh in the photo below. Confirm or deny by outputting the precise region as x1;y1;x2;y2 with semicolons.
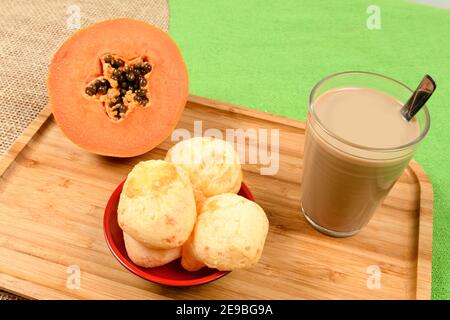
48;19;189;157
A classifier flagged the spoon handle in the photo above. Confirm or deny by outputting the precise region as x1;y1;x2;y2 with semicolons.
401;75;436;121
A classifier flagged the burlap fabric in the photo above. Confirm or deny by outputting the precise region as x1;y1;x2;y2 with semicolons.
0;290;25;300
0;0;169;157
0;0;169;300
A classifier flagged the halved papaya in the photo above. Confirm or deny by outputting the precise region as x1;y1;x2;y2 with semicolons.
48;19;188;157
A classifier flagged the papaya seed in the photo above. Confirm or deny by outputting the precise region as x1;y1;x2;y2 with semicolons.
126;71;135;81
139;77;147;87
104;55;113;64
85;86;96;96
85;57;153;121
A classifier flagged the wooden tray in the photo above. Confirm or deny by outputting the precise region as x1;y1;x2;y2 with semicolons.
0;96;432;300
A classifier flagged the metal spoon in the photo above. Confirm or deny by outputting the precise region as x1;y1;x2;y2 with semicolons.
400;75;436;121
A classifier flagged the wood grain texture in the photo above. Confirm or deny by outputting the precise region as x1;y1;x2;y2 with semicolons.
0;95;432;300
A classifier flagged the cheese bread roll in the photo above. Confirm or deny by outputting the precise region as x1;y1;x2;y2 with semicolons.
182;193;269;271
165;137;242;210
118;160;196;249
124;232;181;268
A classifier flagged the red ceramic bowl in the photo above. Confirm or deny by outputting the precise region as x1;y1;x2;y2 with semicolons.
104;180;255;287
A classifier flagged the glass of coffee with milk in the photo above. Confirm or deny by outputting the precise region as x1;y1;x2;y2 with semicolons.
301;71;433;237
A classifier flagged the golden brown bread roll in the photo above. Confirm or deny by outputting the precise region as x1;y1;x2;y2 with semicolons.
181;193;269;271
180;235;206;272
165;137;242;210
118;160;196;249
123;232;181;268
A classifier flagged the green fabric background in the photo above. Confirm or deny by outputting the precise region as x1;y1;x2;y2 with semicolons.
169;0;450;299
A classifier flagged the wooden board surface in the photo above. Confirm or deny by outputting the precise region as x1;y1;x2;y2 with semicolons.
0;95;432;300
